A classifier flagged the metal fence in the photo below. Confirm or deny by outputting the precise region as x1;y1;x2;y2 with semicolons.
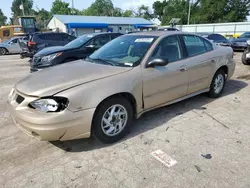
176;22;250;36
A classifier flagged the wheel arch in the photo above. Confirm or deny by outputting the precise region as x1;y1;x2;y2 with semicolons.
0;47;9;53
93;92;137;120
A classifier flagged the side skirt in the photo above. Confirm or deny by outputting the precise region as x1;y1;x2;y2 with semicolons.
137;88;210;118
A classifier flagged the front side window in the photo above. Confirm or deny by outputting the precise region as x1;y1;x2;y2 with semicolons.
151;35;182;62
89;35;157;67
89;35;110;48
65;34;93;48
11;38;18;43
183;35;207;57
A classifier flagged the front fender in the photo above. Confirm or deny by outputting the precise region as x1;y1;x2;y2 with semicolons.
55;67;143;114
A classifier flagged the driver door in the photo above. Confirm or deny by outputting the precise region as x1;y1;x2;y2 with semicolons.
142;35;189;109
9;38;21;53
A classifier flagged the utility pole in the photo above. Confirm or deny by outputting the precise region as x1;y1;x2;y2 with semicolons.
71;0;75;15
187;0;192;25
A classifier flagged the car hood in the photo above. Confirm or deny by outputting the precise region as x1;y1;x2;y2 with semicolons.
35;46;73;56
15;60;133;96
231;38;249;43
0;43;7;47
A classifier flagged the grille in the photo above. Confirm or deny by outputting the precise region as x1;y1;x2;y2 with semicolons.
16;95;25;104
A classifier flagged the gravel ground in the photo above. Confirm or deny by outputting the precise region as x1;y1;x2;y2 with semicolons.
0;53;250;188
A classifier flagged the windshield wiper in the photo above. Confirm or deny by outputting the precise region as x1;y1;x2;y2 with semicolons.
88;57;115;66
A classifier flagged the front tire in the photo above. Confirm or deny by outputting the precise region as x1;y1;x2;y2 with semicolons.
242;50;250;65
0;48;7;55
92;97;133;144
208;69;226;98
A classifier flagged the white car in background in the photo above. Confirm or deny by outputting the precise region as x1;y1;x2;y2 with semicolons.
0;37;22;55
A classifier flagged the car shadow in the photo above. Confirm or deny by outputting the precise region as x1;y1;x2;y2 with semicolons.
50;79;248;152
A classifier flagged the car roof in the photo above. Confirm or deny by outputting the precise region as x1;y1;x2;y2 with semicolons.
127;31;192;37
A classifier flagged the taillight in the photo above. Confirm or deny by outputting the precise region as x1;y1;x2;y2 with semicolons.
27;41;36;47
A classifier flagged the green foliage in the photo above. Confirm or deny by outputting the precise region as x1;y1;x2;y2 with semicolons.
51;0;71;15
136;5;153;20
34;8;51;29
122;10;134;17
83;0;114;16
0;9;7;26
11;0;34;17
153;0;250;25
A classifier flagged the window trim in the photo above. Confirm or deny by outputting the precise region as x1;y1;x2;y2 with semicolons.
180;34;214;58
146;34;185;67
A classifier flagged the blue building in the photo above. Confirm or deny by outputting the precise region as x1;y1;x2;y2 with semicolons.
47;15;156;36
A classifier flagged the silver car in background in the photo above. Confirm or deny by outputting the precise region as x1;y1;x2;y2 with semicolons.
0;37;22;55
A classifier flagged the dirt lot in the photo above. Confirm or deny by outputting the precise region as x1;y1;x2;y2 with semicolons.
1;53;250;188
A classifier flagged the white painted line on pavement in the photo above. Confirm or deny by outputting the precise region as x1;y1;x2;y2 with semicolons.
151;149;177;168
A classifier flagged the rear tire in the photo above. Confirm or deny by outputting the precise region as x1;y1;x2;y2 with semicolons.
92;97;133;144
242;50;250;65
0;48;7;55
208;69;226;98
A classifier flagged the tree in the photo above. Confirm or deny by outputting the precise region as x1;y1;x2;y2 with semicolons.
34;8;51;29
82;0;114;16
11;0;34;17
136;5;153;20
153;0;189;25
122;10;134;17
51;0;71;15
0;9;7;26
153;0;250;25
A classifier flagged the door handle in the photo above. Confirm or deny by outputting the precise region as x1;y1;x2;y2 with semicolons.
180;66;187;72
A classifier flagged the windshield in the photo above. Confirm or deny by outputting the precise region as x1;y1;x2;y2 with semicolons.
65;34;93;48
89;35;158;67
239;33;250;38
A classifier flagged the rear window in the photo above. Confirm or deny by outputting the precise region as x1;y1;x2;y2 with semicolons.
208;34;227;42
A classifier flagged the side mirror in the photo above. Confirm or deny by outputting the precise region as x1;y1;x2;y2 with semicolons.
146;58;169;68
247;40;250;45
9;41;13;44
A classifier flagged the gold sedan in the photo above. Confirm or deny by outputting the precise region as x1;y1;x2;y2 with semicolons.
7;32;235;143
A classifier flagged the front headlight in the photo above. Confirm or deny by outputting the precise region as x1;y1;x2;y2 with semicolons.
41;52;62;62
29;97;68;113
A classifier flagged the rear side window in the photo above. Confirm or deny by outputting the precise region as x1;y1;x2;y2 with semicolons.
46;34;61;41
183;35;207;57
204;39;213;51
37;34;46;40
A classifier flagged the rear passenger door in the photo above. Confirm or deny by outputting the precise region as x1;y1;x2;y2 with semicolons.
181;35;215;94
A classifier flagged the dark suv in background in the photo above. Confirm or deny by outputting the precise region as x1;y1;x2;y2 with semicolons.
20;32;76;58
30;32;123;72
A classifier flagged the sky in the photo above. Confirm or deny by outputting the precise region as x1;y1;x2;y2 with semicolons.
1;0;157;18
